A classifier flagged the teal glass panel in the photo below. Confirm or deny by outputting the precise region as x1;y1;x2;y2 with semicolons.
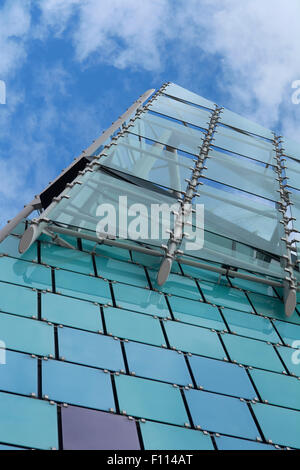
200;281;252;312
150;272;201;301
131;251;181;274
113;283;170;318
0;282;37;318
180;260;227;284
41;292;102;332
149;94;212;130
229;272;277;296
248;291;300;324
164;83;215;110
204;149;277;201
289;188;300;234
42;359;114;411
250;369;300;411
251;403;300;448
115;374;189;425
164;320;225;359
55;269;111;304
0;256;51;291
284;157;300;190
40;243;94;274
276;345;300;377
222;308;281;343
95;256;148;288
0;235;37;261
141;421;213;450
0;392;58;450
124;341;191;385
168;296;226;330
103;306;165;346
188;355;256;399
11;220;26;236
0;444;23;450
273;321;300;347
214;125;275;164
58;326;124;371
0;350;37;396
129;112;205;157
0;313;54;357
222;334;283;372
185;389;259;439
82;239;131;261
216;435;275;451
220;108;274;140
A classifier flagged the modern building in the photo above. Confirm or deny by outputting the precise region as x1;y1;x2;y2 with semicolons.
0;82;300;450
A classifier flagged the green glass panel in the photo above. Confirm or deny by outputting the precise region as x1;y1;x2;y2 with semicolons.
276;345;300;377
40;243;94;274
55;269;111;304
0;235;37;261
168;296;225;330
41;292;102;332
200;281;252;312
0;256;51;291
275;321;300;348
141;421;213;450
248;291;300;324
115;374;189;425
150;272;201;301
164;83;215;110
95;256;148;288
103;306;165;346
0;281;37;318
220;108;274;140
164;320;225;359
113;282;169;317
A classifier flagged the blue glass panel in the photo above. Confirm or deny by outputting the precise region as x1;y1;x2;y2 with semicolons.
124;341;191;385
0;282;37;318
0;235;37;261
275;321;300;347
185;389;259;439
0;256;51;290
250;369;300;411
58;326;124;371
164;83;215;110
252;403;300;449
0;313;54;356
200;281;252;312
55;269;111;304
113;283;170;318
82;239;131;261
0;444;23;450
42;359;115;411
40;243;94;274
41;292;102;332
222;334;284;372
0;392;58;449
216;435;276;450
220;108;274;140
248;292;300;324
95;256;148;288
164;321;225;359
115;374;189;425
150;272;201;301
0;350;37;396
276;345;300;377
141;421;214;450
168;296;226;330
189;355;256;399
103;307;165;346
222;308;281;343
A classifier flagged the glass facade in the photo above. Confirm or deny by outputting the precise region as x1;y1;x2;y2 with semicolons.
0;82;300;451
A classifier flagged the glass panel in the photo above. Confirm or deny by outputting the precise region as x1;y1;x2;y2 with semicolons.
248;292;300;324
250;368;300;411
215;435;275;451
213;125;275;164
251;402;300;449
41;292;102;332
180;260;228;284
282;137;300;161
61;406;140;450
82;239;131;261
58;326;124;371
222;334;284;372
0;256;52;291
199;281;252;312
115;374;189;426
284;157;300;190
185;389;259;439
131;251;181;273
103;306;165;346
42;359;114;411
168;296;226;330
0;444;23;450
0;235;37;261
220;108;274;140
149;95;212;130
228;272;278;296
274;321;300;348
0;282;37;318
164;320;225;359
188;355;256;399
222;308;281;343
140;421;213;450
164;82;215;110
40;243;94;275
95;256;148;288
112;283;170;318
55;269;111;304
276;345;300;377
0;313;54;357
124;341;191;386
0;392;58;450
289;188;300;234
0;350;37;396
204;149;277;201
149;272;201;301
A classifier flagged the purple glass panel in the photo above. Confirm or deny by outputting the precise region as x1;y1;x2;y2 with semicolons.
62;406;141;450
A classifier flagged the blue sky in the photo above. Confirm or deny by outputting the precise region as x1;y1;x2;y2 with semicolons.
0;0;300;227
